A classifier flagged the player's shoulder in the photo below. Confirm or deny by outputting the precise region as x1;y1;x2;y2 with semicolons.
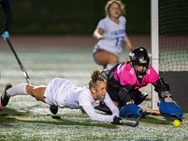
120;62;132;71
119;16;126;20
148;65;158;73
79;87;91;98
119;16;126;23
97;17;108;27
146;65;159;79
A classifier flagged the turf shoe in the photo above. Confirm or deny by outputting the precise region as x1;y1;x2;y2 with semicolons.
0;83;12;109
50;105;58;115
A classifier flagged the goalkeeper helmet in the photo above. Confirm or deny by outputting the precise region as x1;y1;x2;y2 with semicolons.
129;47;150;78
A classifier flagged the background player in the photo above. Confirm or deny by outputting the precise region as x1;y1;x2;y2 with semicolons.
0;70;123;124
93;0;132;70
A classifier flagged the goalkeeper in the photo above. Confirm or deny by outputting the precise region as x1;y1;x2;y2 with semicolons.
0;70;123;124
103;47;183;119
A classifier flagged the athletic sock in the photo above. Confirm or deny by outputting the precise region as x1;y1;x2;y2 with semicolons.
6;83;29;97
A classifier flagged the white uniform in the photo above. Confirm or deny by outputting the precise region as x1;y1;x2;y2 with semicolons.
93;16;126;56
44;78;119;123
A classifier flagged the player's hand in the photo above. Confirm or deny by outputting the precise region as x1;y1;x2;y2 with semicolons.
2;31;9;40
97;35;104;40
112;116;123;125
119;104;143;118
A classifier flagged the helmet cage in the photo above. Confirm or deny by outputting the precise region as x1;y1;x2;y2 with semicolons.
129;47;150;78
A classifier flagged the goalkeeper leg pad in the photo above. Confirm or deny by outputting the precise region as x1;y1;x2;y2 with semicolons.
158;100;183;117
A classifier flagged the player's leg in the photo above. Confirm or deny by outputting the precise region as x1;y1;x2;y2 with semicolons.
94;50;118;69
0;83;12;108
26;84;46;102
0;83;46;110
27;83;58;114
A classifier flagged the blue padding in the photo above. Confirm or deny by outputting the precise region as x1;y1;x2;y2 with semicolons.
120;104;142;118
158;100;183;117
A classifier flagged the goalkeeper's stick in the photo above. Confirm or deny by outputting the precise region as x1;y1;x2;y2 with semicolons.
6;38;32;84
141;110;183;121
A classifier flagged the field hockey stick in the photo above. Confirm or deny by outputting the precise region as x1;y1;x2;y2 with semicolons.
141;110;161;116
6;38;32;84
121;117;141;127
141;110;183;121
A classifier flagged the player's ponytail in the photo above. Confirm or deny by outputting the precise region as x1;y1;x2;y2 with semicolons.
89;69;106;89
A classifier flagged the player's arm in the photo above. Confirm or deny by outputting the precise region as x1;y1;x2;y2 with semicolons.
152;78;172;101
118;84;134;105
152;78;183;117
82;104;123;125
117;85;143;118
81;103;114;123
79;93;122;124
93;27;104;40
124;35;132;51
1;0;12;32
103;92;119;117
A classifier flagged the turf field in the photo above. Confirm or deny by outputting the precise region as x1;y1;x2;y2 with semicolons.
0;36;188;141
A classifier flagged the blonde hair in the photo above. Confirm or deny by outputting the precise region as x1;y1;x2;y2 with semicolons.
89;69;106;89
105;0;125;16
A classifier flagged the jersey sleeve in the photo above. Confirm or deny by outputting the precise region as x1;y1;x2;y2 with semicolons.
147;65;160;83
119;16;126;25
117;64;137;85
78;91;114;123
97;18;106;30
103;93;119;117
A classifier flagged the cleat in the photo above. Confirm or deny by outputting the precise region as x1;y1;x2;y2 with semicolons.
0;83;12;108
50;105;58;115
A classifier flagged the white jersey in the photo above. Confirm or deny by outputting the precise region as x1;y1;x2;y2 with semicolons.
44;78;119;123
93;16;126;56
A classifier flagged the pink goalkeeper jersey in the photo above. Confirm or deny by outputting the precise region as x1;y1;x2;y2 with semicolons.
113;63;159;89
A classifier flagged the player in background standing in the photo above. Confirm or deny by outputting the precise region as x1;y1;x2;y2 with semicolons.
0;70;123;124
104;47;183;119
0;0;12;40
93;0;132;70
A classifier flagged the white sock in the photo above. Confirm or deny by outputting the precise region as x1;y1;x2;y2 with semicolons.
6;83;28;97
105;64;114;70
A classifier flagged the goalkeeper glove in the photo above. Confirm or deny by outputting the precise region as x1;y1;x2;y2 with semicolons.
120;104;143;118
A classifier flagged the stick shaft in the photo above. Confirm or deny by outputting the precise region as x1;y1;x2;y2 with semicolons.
143;110;185;121
6;39;32;84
